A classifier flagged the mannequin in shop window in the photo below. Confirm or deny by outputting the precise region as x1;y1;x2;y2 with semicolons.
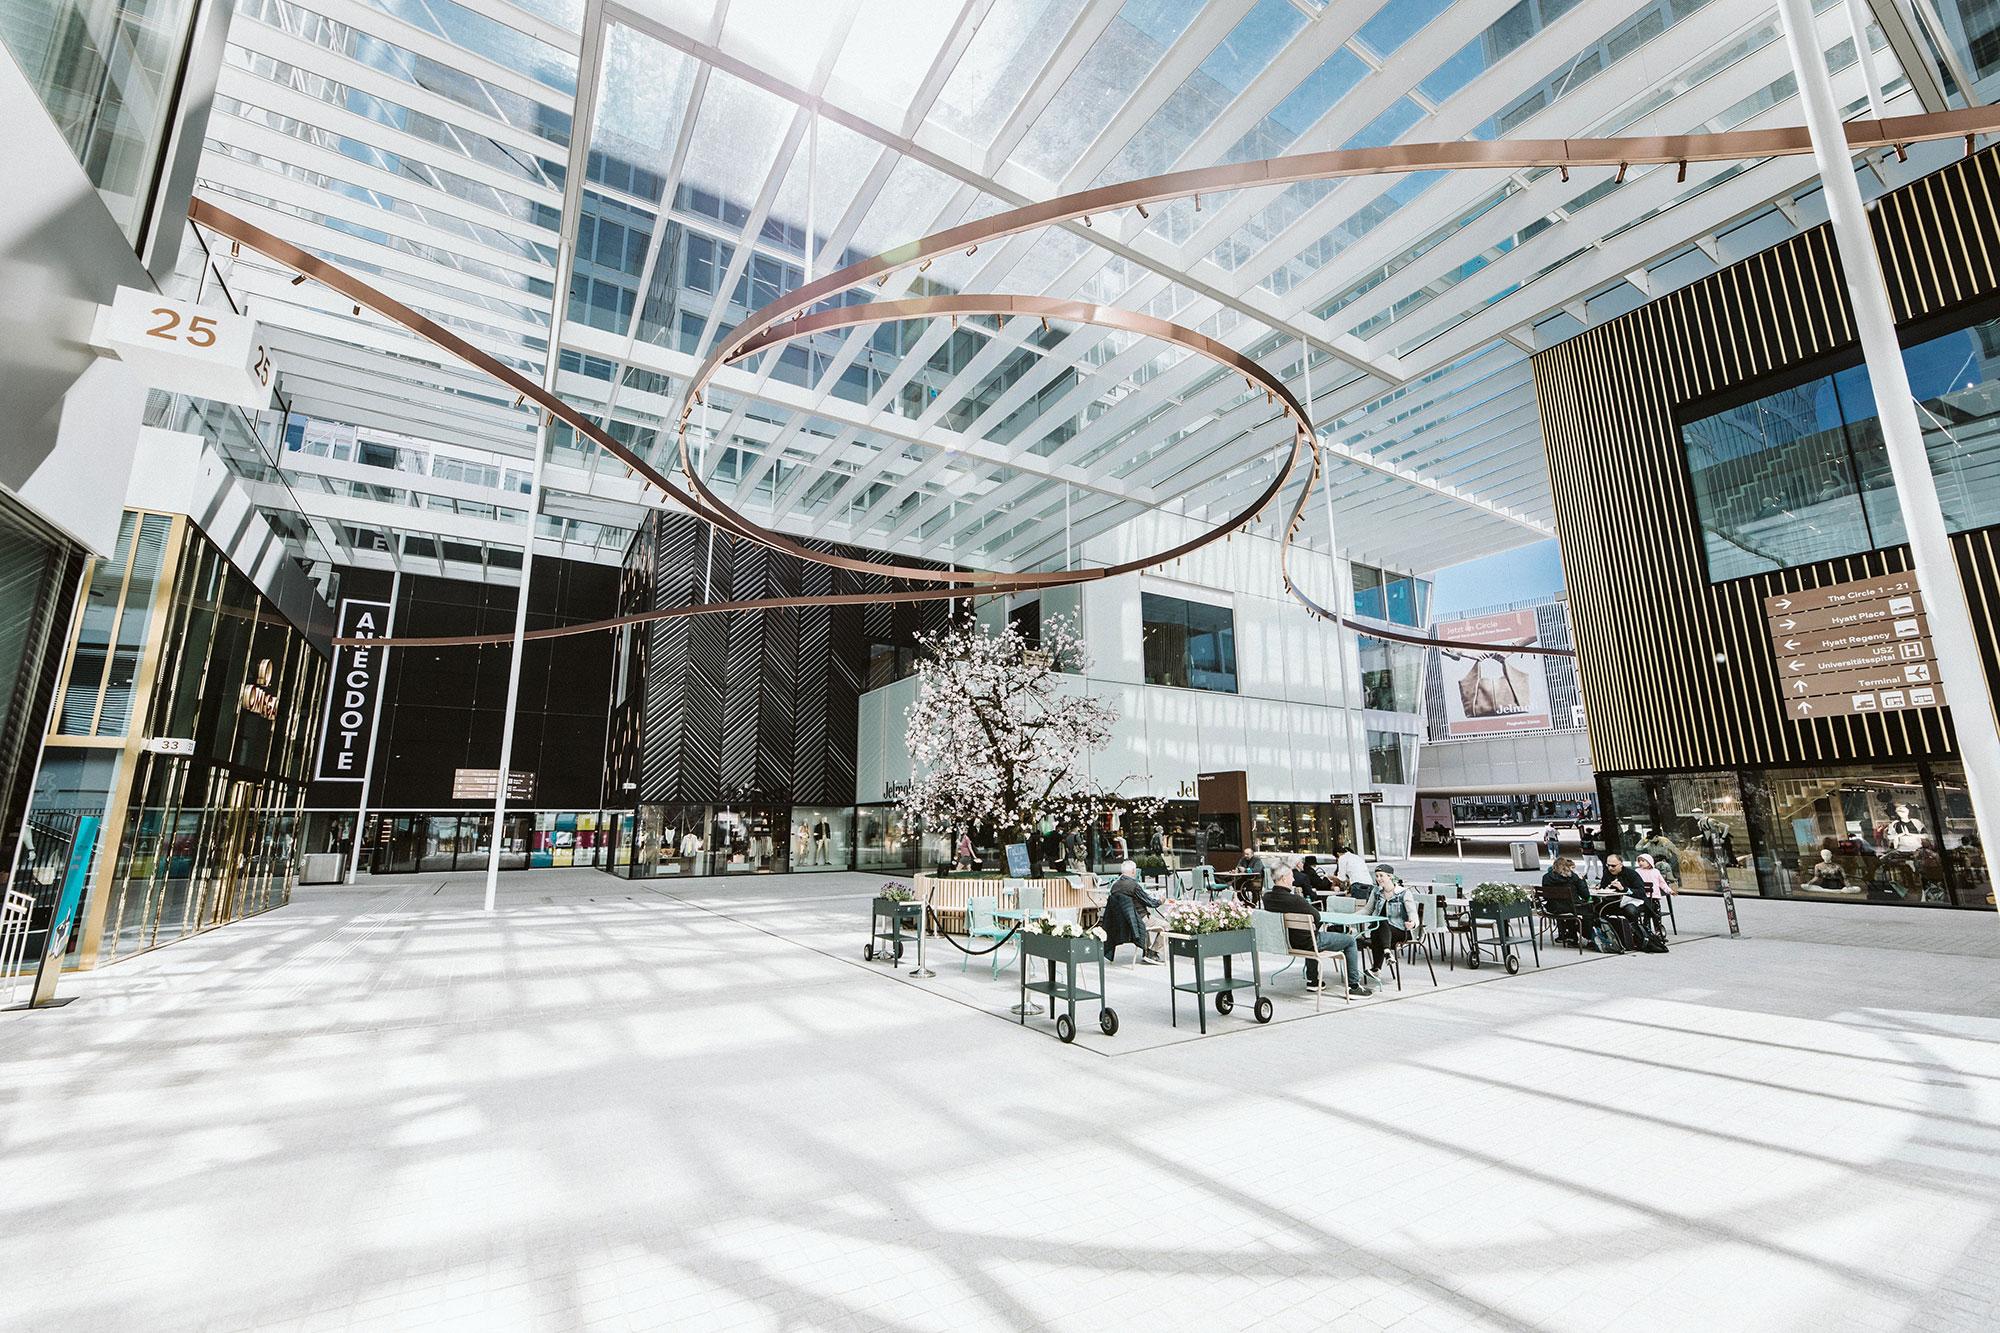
1805;848;1847;892
812;815;832;865
1876;803;1940;901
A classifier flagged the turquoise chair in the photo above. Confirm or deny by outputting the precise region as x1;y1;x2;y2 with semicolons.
964;894;1009;975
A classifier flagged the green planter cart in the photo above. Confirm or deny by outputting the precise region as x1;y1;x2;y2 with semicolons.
865;896;923;968
1166;927;1272;1033
1468;901;1539;974
1019;931;1117;1043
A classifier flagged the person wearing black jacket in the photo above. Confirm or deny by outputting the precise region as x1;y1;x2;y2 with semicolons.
1540;856;1588;944
1296;855;1338;908
1101;861;1163;964
1265;868;1372;995
1597;854;1663;952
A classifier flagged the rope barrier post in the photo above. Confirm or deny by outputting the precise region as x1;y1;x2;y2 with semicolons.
908;886;936;978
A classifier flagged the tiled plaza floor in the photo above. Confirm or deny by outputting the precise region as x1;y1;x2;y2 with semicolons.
2;869;1996;1331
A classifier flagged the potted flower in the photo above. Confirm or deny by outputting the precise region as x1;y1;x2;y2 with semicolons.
867;881;924;965
1466;882;1537;973
1162;899;1269;1031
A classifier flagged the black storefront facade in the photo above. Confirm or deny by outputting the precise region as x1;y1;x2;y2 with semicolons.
1535;147;2000;910
302;558;624;873
602;511;954;879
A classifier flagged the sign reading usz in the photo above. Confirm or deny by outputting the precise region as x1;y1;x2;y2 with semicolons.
316;599;390;782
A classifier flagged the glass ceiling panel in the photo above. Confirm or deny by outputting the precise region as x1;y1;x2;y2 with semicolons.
1009;0;1205;183
592;22;701;202
1094;0;1305;185
930;0;1089;147
833;1;964;119
720;0;856;89
765;114;885;265
676;67;795;232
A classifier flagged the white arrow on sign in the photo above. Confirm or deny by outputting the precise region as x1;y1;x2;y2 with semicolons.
1784;638;1800;650
1795;700;1814;715
1788;660;1805;673
1775;598;1793;611
1792;680;1808;694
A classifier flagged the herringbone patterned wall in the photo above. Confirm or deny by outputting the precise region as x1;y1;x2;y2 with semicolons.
607;515;952;805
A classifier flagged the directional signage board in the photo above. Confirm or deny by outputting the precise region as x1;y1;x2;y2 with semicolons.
1764;575;1945;719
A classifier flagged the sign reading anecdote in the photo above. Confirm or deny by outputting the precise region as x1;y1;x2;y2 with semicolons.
1435;610;1553;735
315;599;390;781
1764;575;1945;719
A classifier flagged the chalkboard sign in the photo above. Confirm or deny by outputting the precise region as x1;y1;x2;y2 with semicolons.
1004;842;1031;878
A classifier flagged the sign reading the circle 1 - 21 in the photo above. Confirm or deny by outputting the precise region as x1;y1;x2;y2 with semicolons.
89;286;274;410
315;599;391;783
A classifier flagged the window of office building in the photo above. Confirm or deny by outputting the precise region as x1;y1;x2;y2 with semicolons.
1605;772;1754;896
1366;730;1415;785
1141;593;1236;693
1358;635;1422;712
1681;316;2000;581
1352;564;1385;619
0;0;199;239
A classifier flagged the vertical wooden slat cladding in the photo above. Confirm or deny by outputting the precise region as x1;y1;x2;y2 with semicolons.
1535;149;2000;774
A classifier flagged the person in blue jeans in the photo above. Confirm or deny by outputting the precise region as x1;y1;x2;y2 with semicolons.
1264;867;1372;995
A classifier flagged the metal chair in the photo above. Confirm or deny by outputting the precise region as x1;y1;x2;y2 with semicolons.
964;894;1010;976
1379;899;1438;989
1280;912;1351;1009
1249;908;1296;980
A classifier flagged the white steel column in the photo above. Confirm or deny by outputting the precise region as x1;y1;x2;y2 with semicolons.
485;0;603;912
1844;0;1890;119
483;440;548;911
347;564;401;884
1303;341;1368;858
1780;0;2000;911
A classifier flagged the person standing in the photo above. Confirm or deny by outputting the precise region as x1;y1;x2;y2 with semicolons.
1543;824;1560;860
1336;843;1369;890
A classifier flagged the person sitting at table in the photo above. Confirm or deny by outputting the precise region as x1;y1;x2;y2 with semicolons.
1631;852;1676;943
1596;853;1663;953
1265;866;1372;996
1101;860;1164;965
1540;856;1588;945
1297;855;1337;908
1361;864;1419;977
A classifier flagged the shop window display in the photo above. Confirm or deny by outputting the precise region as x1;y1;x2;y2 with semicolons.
1605;773;1754;896
789;805;850;869
710;803;786;873
855;805;916;869
1750;768;1948;905
1931;763;1993;908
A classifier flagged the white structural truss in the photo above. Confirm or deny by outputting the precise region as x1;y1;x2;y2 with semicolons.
182;0;1993;586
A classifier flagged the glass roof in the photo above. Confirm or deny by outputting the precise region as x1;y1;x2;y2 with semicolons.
180;0;1970;583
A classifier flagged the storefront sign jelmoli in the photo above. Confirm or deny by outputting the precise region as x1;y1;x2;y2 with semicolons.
240;658;280;720
1764;575;1945;719
452;769;536;801
315;599;390;782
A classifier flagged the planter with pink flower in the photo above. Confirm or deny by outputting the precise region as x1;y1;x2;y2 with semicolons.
1163;899;1271;1033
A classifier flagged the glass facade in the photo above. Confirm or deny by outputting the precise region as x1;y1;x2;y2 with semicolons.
1603;765;1995;908
1358;635;1423;712
1140;592;1237;692
1351;564;1430;627
22;512;330;968
1367;730;1416;785
1682;316;2000;582
1243;800;1373;857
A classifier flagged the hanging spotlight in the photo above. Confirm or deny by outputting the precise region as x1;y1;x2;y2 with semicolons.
1616;162;1628;183
966;244;977;256
1193;194;1202;211
918;258;931;272
290;273;308;286
1967;133;1978;157
1895;143;1908;162
1558;164;1569;182
1135;203;1149;218
875;273;889;287
1676;160;1687;183
1082;214;1092;228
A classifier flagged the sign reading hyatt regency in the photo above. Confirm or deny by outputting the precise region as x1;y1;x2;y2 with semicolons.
1763;575;1946;720
315;599;391;781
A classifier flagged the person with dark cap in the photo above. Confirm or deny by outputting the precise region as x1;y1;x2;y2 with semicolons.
1264;866;1372;996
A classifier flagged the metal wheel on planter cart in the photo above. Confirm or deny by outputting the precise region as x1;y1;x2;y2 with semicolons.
1215;991;1234;1015
1055;1014;1076;1043
1099;1008;1118;1036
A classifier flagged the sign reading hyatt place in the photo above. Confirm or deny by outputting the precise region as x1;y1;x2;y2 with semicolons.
1764;575;1946;720
315;599;390;781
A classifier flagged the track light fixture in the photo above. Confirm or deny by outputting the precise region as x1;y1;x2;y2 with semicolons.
1559;164;1569;182
1135;203;1149;218
1676;160;1687;183
290;273;308;286
1616;162;1628;183
1895;143;1908;162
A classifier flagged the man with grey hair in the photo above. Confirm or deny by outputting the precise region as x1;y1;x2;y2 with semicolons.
1102;859;1164;964
1264;865;1371;996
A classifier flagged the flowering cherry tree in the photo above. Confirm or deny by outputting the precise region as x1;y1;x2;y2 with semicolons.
898;614;1137;850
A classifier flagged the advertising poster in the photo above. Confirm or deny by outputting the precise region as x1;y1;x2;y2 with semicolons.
1418;797;1456;846
1437;609;1553;735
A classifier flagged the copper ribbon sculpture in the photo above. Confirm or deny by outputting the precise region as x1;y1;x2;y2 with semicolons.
190;103;2000;655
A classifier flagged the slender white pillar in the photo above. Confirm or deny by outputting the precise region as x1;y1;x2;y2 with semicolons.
483;436;549;912
1301;341;1369;858
1779;0;2000;913
347;564;401;883
1844;0;1889;119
